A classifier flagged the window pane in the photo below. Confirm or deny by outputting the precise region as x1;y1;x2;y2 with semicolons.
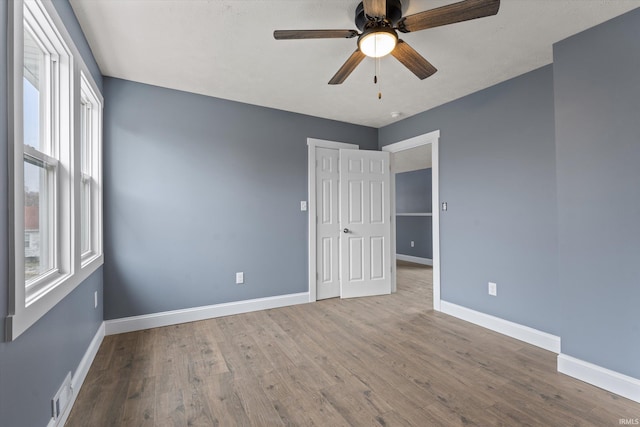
80;103;88;173
81;179;91;254
80;100;92;255
24;159;52;281
23;28;44;152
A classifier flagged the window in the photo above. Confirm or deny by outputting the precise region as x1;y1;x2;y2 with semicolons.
18;0;70;305
80;100;90;255
7;0;103;340
22;19;60;290
23;154;56;282
79;73;102;263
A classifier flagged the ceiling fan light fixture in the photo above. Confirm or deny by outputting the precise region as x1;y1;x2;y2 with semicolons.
358;27;397;58
274;0;501;84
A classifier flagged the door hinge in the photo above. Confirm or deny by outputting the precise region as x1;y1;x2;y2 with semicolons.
316;272;319;280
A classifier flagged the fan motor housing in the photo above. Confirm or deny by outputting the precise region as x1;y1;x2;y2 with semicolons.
355;0;403;30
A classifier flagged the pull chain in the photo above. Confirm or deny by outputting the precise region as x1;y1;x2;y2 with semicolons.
377;57;382;99
373;35;381;99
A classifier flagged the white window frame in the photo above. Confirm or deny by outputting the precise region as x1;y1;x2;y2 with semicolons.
79;71;103;265
23;145;60;298
7;0;104;340
79;99;92;257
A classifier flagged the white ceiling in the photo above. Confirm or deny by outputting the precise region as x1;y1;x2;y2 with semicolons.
394;144;432;173
70;0;639;128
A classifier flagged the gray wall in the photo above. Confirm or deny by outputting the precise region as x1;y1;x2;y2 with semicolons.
396;169;432;258
103;78;377;319
0;271;103;426
381;7;640;380
396;168;432;213
397;217;432;259
554;9;640;379
0;2;104;426
380;65;560;335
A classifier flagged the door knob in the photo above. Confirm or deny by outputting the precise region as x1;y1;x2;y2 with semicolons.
343;228;349;233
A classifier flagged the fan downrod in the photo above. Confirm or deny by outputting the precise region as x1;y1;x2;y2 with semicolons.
355;0;402;30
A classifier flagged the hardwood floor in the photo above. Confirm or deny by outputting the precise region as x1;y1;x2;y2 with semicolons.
67;262;639;426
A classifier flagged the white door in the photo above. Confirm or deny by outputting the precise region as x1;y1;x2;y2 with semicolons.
316;148;341;299
339;149;392;298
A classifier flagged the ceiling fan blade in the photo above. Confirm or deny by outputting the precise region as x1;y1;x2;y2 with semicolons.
363;0;387;19
328;49;366;85
274;30;358;40
391;40;437;80
398;0;500;33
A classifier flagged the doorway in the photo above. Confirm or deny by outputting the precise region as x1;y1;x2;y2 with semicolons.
382;130;441;311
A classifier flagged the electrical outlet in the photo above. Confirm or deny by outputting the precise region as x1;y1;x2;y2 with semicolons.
236;272;244;284
410;240;415;247
488;282;497;296
94;291;98;308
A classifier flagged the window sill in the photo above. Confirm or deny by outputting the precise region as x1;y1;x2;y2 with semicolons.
6;254;103;341
81;251;100;268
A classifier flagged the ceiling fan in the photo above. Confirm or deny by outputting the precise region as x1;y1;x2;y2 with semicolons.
273;0;500;85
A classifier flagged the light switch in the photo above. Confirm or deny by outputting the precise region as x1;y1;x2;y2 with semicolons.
300;201;307;211
236;272;244;284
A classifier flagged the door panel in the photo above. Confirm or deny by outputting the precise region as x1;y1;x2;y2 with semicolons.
370;181;384;223
349;158;363;173
316;148;341;299
348;181;363;223
340;149;391;298
348;237;364;281
321;237;333;283
321;180;332;223
370;236;385;279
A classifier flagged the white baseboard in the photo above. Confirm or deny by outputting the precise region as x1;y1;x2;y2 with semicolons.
558;354;640;403
396;254;433;266
439;301;639;403
105;292;310;335
46;292;309;425
48;322;105;427
440;301;561;353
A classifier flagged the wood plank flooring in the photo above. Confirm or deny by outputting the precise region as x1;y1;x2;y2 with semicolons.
67;262;639;426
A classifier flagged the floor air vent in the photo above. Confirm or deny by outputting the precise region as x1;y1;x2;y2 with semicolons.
51;372;73;425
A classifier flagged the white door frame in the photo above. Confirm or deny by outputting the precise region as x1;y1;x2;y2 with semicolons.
382;130;441;311
307;138;359;303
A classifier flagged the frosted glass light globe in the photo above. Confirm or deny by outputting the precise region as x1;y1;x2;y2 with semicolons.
358;29;397;58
